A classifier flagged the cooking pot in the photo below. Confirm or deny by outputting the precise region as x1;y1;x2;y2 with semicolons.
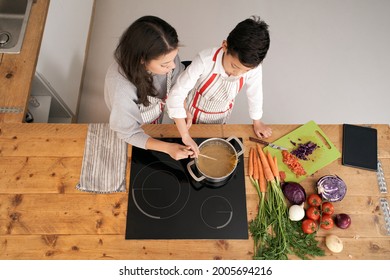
187;136;244;183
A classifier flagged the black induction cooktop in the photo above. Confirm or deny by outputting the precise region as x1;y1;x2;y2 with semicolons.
125;138;248;239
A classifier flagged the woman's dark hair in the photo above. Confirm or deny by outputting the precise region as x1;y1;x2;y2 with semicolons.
115;16;179;106
226;16;270;68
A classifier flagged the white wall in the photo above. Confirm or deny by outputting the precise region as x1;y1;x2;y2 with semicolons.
78;0;390;125
36;0;95;115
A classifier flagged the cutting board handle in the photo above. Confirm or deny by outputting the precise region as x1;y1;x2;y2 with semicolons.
315;130;332;149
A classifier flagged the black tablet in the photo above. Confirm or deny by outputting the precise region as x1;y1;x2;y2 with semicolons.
342;124;377;171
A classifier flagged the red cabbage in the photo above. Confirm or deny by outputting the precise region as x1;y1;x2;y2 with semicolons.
282;182;307;205
316;175;347;202
291;141;318;160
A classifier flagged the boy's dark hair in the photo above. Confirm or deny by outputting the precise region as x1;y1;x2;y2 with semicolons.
115;16;179;106
226;16;270;68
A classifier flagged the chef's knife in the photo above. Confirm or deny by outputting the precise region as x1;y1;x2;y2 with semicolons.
249;137;288;151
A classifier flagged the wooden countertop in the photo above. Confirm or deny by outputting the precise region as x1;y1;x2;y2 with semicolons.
0;123;389;260
0;0;50;123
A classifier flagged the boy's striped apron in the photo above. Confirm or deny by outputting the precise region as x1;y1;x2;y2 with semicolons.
139;71;172;124
186;48;244;124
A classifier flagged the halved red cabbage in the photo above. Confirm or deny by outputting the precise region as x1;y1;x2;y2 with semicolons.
316;175;347;202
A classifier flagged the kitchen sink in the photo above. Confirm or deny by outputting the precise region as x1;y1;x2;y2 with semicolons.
0;0;33;54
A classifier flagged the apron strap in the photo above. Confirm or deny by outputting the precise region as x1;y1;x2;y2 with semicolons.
166;70;172;94
213;47;223;61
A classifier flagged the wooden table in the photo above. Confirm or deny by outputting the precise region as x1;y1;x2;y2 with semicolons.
0;123;389;260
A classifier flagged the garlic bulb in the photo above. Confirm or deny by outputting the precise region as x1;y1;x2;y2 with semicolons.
288;203;305;221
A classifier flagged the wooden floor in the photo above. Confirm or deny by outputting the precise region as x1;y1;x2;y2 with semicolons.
0;123;389;259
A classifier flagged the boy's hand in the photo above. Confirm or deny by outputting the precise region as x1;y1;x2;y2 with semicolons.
253;119;272;138
182;135;199;158
173;117;198;157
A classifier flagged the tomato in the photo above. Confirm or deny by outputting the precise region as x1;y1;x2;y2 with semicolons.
306;206;321;221
320;214;334;230
307;194;322;207
302;219;318;234
279;171;286;182
321;202;335;215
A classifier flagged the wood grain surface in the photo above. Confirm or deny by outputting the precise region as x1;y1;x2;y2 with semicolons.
0;0;50;123
0;123;389;260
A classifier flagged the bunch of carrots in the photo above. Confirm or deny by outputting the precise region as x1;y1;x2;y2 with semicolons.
248;144;281;193
249;144;325;259
248;144;288;259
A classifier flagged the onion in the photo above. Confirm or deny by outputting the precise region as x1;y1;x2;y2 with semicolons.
325;234;343;253
316;175;347;202
334;213;352;229
282;182;307;205
288;203;305;221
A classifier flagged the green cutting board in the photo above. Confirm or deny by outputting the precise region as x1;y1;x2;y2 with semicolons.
263;120;341;183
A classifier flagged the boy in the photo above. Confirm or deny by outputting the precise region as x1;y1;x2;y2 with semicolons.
167;16;272;155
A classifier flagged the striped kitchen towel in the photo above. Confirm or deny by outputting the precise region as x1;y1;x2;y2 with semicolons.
76;123;127;193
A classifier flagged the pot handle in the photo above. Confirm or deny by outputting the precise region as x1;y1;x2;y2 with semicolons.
226;136;245;157
187;160;206;182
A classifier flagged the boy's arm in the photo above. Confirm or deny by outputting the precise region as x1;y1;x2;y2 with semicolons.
167;52;206;119
173;118;199;157
245;64;264;121
167;51;209;157
245;65;272;138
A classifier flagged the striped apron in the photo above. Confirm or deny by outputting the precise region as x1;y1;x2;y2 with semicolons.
139;71;172;124
186;48;244;124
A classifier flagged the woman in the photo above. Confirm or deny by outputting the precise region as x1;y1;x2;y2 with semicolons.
104;15;193;160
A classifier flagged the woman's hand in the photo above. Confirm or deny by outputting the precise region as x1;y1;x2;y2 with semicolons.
167;144;194;160
253;119;272;138
146;138;194;160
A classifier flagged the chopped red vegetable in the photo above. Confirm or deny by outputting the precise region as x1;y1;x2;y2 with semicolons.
282;150;306;177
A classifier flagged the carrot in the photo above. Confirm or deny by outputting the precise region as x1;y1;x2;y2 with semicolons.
258;151;266;193
273;155;281;183
267;151;280;180
248;148;254;178
273;156;279;175
253;148;259;181
256;144;274;182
